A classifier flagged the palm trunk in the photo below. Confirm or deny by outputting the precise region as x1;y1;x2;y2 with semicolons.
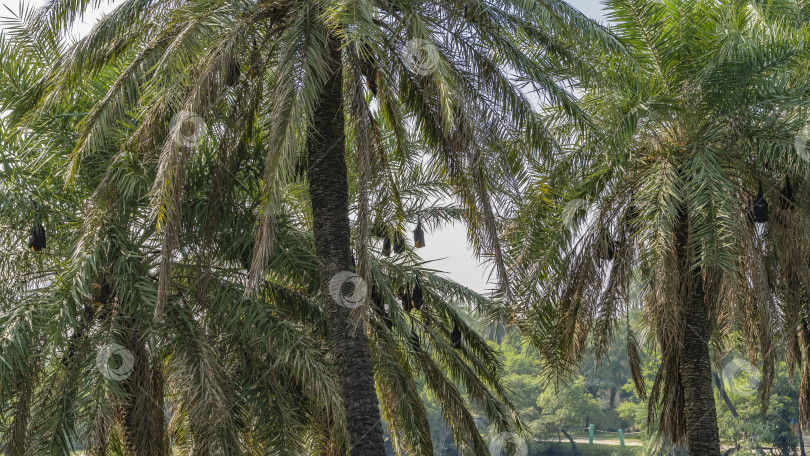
306;35;386;455
151;358;169;454
5;369;35;455
118;322;167;456
676;210;722;455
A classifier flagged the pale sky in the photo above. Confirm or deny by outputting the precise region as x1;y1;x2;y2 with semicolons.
567;0;610;23
0;0;609;295
418;1;609;293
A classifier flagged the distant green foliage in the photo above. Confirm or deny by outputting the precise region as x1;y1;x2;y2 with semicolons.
716;360;803;456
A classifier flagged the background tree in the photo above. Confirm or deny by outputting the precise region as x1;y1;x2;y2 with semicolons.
533;376;603;454
716;358;802;456
502;1;810;454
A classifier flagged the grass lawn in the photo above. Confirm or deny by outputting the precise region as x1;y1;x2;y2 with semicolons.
566;428;644;441
536;443;644;455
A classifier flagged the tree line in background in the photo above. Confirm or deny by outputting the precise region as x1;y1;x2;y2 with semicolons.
1;0;810;456
420;312;806;456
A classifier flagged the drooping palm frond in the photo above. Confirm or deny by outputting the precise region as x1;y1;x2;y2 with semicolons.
21;0;618;303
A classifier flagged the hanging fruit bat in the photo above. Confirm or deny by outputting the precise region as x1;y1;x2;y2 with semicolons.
624;204;640;238
597;231;615;261
294;155;308;180
251;37;259;64
28;223;46;251
382;236;392;257
463;2;483;22
93;279;115;304
413;220;425;248
60;304;96;367
450;322;462;349
380;0;401;15
392;232;406;254
411;281;424;310
400;285;412;312
239;241;253;270
224;57;241;87
781;177;794;210
371;219;387;238
752;181;769;223
371;287;393;330
359;50;378;98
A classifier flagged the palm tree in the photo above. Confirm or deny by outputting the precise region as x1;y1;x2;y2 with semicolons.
0;9;521;453
20;0;619;452
0;16;336;452
738;0;810;440
502;1;810;454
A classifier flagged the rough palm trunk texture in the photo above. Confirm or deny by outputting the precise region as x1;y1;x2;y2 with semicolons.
151;359;169;454
118;323;167;456
676;211;721;456
5;372;34;455
306;36;386;455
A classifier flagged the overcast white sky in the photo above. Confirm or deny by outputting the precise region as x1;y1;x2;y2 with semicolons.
568;0;610;22
0;0;609;294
